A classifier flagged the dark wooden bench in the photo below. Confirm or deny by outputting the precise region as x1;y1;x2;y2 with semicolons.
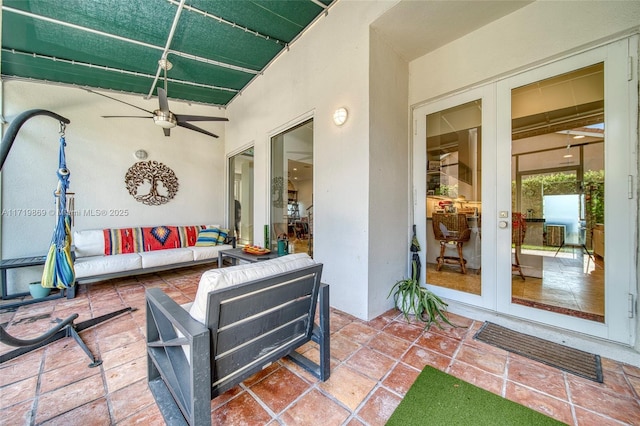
145;263;329;426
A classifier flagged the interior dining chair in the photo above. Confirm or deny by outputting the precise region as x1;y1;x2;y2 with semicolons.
512;212;526;280
431;213;472;274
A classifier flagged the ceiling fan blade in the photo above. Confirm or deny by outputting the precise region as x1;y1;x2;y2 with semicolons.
175;114;229;122
157;87;170;114
86;89;154;115
101;115;150;119
163;128;171;137
177;121;219;138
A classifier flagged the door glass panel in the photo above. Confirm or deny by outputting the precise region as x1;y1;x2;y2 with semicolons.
510;63;605;322
228;147;254;246
270;119;314;256
425;100;482;294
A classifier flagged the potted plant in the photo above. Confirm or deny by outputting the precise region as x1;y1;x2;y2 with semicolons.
388;227;458;330
29;281;51;299
388;266;456;330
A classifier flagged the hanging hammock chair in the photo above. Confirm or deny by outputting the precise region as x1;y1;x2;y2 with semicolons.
0;109;134;367
41;125;75;290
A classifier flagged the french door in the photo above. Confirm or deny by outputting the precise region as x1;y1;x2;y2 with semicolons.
413;37;637;345
413;85;496;310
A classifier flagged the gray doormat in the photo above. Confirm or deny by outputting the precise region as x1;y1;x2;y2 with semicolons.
474;322;603;383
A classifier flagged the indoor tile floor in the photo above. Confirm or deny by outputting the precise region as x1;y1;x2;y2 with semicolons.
426;249;604;321
1;264;639;425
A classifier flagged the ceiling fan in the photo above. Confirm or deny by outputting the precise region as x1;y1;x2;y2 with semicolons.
90;59;228;138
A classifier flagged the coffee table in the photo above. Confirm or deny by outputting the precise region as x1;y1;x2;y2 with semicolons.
218;247;279;267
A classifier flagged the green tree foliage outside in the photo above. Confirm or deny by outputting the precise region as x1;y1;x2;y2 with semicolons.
512;170;604;246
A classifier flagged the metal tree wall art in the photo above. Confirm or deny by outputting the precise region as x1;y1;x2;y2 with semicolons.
125;161;179;206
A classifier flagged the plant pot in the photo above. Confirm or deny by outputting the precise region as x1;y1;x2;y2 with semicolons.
29;282;51;299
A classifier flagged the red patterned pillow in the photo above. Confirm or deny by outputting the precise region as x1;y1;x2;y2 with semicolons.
178;225;206;247
141;226;180;251
103;228;142;255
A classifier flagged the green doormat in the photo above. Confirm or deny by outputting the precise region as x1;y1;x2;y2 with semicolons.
386;366;565;426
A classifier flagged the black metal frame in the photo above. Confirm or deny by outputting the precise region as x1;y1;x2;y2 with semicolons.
146;264;330;426
0;307;136;367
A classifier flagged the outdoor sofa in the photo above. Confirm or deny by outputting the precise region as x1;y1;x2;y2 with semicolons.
69;224;234;296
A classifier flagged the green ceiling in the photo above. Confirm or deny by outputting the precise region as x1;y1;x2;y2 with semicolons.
1;0;334;106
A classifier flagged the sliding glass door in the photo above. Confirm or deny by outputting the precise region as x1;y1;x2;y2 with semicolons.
269;119;314;256
228;147;254;246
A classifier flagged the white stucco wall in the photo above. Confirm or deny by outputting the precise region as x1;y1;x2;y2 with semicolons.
368;28;409;318
225;0;400;319
409;1;640;105
1;80;227;293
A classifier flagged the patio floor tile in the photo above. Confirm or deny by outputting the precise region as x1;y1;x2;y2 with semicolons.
211;391;273;425
1;265;639;425
355;387;402;426
318;365;377;411
34;374;104;424
279;389;350;426
249;367;311;414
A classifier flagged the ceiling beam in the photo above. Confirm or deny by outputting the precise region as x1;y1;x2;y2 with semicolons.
165;0;287;46
1;48;238;94
147;0;187;99
309;0;329;11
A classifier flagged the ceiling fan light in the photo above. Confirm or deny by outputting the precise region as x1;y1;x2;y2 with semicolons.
153;111;177;128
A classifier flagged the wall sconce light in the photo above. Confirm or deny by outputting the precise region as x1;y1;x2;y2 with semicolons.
333;107;348;126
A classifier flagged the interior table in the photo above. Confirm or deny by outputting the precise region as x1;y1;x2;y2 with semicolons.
218;248;280;267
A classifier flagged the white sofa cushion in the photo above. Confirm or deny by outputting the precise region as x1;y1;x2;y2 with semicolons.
75;253;142;279
189;244;232;261
189;253;316;324
73;229;105;258
140;248;195;269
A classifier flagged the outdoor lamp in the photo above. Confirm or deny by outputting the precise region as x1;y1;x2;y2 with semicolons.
333;107;348;126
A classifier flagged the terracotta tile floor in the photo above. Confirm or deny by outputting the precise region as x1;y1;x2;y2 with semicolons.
1;264;639;425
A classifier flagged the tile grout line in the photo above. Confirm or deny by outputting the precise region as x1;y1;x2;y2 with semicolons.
502;352;511;398
29;347;47;426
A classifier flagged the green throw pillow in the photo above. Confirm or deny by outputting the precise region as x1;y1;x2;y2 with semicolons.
215;228;229;245
195;228;220;247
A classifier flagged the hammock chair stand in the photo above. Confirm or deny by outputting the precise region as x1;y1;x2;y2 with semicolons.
0;307;137;367
0;109;135;367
